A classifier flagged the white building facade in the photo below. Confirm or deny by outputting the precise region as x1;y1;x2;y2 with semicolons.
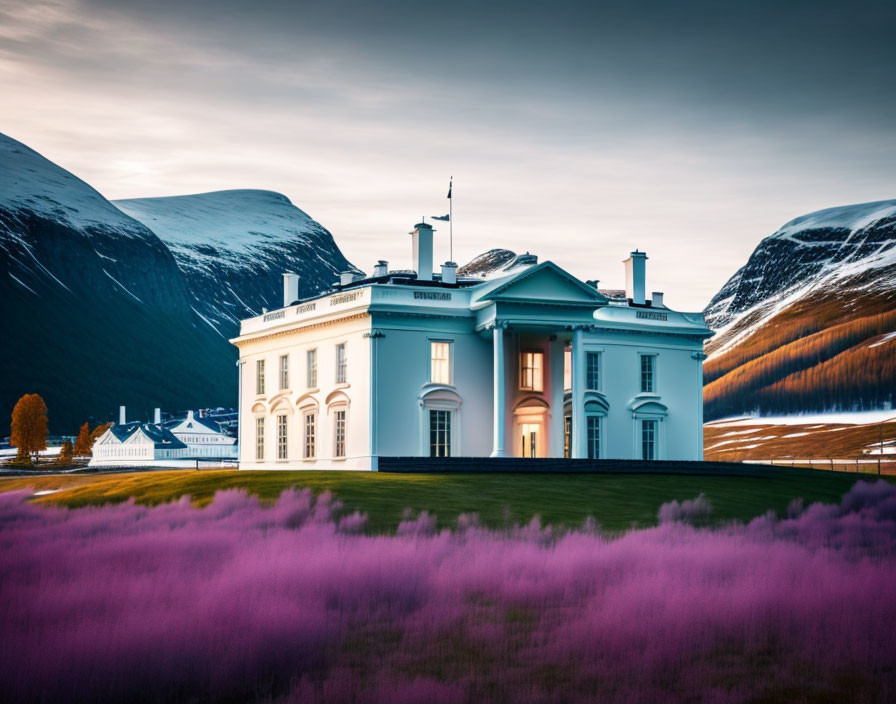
232;223;712;471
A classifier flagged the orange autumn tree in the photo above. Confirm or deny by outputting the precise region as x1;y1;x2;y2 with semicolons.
10;393;48;463
88;422;113;454
73;422;91;456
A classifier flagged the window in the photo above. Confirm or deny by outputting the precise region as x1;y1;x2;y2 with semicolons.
429;409;451;457
279;355;289;390
519;351;544;391
640;354;655;393
563;347;572;390
587;416;600;459
335;343;347;384
277;415;288;459
334;409;346;457
642;419;657;460
256;359;265;395
563;415;572;459
430;341;451;384
586;351;601;391
303;412;316;458
255;417;264;460
306;349;318;388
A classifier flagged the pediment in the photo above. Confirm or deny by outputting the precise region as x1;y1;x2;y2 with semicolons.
478;262;607;306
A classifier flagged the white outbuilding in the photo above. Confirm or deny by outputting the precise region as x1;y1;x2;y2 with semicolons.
231;223;713;470
89;408;237;467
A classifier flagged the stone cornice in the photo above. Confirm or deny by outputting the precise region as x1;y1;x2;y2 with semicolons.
232;312;370;347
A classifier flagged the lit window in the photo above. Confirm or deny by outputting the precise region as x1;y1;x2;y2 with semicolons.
333;409;346;457
279;355;289;390
563;415;572;458
586;352;601;391
255;417;264;460
587;416;600;459
277;415;288;459
303;412;316;459
306;349;318;388
640;355;655;393
336;344;347;384
642;419;657;460
256;359;265;395
519;351;544;391
429;409;451;457
430;341;451;384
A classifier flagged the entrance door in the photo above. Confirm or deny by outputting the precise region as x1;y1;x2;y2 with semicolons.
520;423;540;458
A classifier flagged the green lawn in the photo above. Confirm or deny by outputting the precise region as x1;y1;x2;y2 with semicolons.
1;468;887;532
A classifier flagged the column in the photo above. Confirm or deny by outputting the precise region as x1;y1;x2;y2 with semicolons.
571;326;585;459
548;336;565;458
693;351;707;461
490;323;507;457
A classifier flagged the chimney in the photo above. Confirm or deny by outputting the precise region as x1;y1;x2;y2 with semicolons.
339;271;355;286
282;272;300;307
119;405;126;425
441;262;457;285
373;260;388;277
651;291;664;308
624;250;648;305
153;408;161;424
410;222;433;281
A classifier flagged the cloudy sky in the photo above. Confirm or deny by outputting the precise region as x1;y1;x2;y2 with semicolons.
2;0;895;308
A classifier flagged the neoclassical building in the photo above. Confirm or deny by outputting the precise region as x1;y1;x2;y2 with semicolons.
231;223;712;470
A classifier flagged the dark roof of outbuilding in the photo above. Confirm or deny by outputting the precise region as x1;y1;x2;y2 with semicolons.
107;422;188;449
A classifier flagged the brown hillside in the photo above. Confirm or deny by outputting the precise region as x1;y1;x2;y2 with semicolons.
705;266;896;383
703;268;896;418
704;309;896;418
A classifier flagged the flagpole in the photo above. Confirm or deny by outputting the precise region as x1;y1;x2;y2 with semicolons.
449;176;453;263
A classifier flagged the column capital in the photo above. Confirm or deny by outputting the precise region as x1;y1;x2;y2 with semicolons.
567;324;593;332
691;351;708;361
487;320;509;331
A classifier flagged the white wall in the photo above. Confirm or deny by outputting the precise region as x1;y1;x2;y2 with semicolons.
237;315;373;470
586;330;703;460
372;318;493;457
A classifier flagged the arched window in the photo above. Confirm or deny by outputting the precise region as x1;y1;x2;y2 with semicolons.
419;386;462;457
296;394;320;460
326;391;351;460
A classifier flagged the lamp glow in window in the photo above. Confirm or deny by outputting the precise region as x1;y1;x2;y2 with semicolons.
430;341;451;384
519;351;544;391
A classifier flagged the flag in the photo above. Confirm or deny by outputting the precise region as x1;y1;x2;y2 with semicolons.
447;178;452;199
432;214;450;221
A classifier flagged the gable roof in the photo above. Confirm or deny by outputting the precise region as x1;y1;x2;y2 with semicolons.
164;411;224;434
471;261;608;307
106;422;187;449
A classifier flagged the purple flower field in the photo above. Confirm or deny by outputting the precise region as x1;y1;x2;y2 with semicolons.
3;482;896;703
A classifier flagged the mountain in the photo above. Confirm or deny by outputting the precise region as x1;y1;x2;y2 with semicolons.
0;132;354;434
703;199;896;420
458;249;517;277
114;191;354;338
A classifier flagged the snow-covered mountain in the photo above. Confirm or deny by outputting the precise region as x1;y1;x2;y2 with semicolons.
114;191;354;337
703;199;896;419
0;132;355;433
458;249;517;277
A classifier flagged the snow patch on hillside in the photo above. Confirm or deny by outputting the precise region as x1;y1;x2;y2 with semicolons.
0;132;145;232
113;190;320;256
773;199;896;241
706;410;896;427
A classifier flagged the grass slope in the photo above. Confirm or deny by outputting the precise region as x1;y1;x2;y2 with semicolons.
1;469;887;533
